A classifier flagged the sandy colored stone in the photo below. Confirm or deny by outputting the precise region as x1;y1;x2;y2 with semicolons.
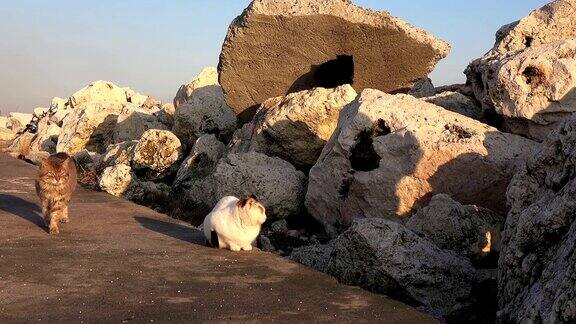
132;129;182;179
306;90;537;236
113;104;166;143
422;91;484;121
0;127;16;142
8;113;33;132
30;117;61;153
99;164;134;197
230;85;357;170
69;80;152;108
173;67;219;108
98;140;138;170
219;0;450;119
57;101;124;155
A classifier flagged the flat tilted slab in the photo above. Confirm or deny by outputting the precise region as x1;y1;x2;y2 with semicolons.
0;154;434;323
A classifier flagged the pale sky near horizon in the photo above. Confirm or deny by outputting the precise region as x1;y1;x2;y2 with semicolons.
0;0;549;113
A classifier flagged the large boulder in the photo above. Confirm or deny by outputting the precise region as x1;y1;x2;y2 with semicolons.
465;1;576;141
213;152;307;220
306;90;537;236
8;112;33;132
132;129;182;180
406;194;504;266
113;104;167;143
172;68;237;147
219;0;450;120
498;116;576;323
466;39;576;141
173;67;219;108
326;218;477;321
56;101;124;154
68;80;152;109
169;135;226;224
230;85;357;170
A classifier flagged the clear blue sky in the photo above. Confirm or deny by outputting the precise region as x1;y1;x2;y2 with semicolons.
0;0;549;112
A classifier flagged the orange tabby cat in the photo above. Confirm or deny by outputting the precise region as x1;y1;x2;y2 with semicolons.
35;153;77;235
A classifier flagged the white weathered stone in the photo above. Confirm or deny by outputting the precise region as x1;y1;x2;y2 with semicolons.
8;112;33;131
98;140;138;170
422;91;484;121
172;70;237;147
113;104;166;143
306;90;537;236
132;129;182;179
173;67;219;108
57;101;124;154
30;117;61;153
99;164;134;197
230;85;357;170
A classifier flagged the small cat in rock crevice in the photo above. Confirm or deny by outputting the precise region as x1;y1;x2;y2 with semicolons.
35;152;77;235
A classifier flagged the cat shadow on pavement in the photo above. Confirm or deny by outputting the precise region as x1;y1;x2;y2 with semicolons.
0;194;46;230
134;216;206;245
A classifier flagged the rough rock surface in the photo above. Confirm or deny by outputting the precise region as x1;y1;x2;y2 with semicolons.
219;0;450;119
125;180;170;210
8;113;33;132
467;39;576;140
99;164;134;197
422;91;484;121
213;152;307;220
57;101;124;154
498;116;576;323
172;68;237;147
230;85;357;170
306;89;536;235
492;0;576;55
326;218;477;321
169;135;226;224
69;80;152;109
30;117;61;153
114;105;167;143
406;194;504;265
289;242;334;273
173;67;219;108
98;141;138;170
408;77;435;98
6;132;34;157
132;130;182;180
174;134;225;184
0;128;15;142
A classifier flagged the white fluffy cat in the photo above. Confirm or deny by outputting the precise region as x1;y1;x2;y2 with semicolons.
202;195;267;251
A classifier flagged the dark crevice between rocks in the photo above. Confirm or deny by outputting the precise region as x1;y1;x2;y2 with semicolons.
445;124;474;140
349;119;391;172
288;55;355;94
524;36;534;48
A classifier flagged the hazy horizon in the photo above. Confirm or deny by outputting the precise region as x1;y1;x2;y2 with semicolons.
1;0;548;113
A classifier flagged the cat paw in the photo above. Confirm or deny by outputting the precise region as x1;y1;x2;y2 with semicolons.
49;226;60;235
229;245;241;252
241;245;253;251
59;217;69;223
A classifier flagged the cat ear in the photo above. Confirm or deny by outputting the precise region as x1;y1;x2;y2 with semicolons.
236;198;249;208
249;194;257;201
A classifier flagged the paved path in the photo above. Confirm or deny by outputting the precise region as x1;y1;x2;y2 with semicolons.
0;155;434;323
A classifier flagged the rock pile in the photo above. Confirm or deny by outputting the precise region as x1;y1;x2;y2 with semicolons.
4;1;574;323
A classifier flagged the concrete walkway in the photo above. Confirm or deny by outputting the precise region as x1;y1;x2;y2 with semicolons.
0;155;434;323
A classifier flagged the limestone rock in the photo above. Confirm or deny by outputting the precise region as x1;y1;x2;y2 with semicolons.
0;116;10;129
306;90;537;236
49;97;72;124
498;115;576;323
230;85;357;170
174;134;225;184
57;101;124;154
98;140;138;170
7;132;34;157
422;91;484;121
172;68;237;147
219;0;451;120
173;67;219;108
492;0;576;55
69;80;152;108
213;152;307;220
8;112;33;132
406;194;504;265
326;218;477;321
155;103;176;128
466;39;576;140
113;104;167;143
30;117;61;153
132;129;182;180
99;164;134;197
